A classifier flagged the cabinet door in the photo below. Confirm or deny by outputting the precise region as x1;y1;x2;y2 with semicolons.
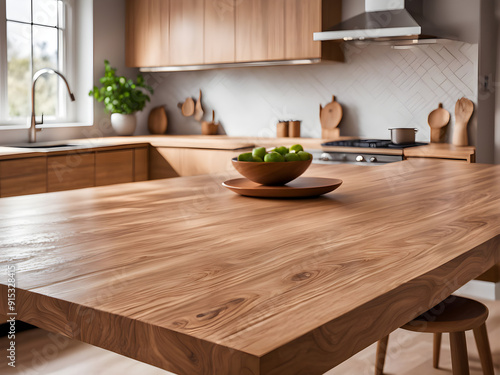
285;0;321;59
47;153;95;192
0;157;47;197
126;0;170;67
134;148;149;182
204;0;235;63
236;0;285;62
156;148;236;176
96;150;134;186
170;0;204;65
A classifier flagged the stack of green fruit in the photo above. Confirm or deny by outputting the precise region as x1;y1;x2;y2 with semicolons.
237;144;312;162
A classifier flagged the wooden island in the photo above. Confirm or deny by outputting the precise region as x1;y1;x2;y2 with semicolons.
0;159;499;375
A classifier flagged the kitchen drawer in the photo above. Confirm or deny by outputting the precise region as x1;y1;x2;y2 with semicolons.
96;150;134;186
0;157;47;197
48;153;95;192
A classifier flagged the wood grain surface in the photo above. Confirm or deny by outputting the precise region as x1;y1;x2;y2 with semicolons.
236;0;285;62
125;0;169;67
403;143;476;163
285;0;322;60
169;0;204;65
95;149;134;186
47;153;95;192
204;0;236;64
0;157;47;197
0;160;498;375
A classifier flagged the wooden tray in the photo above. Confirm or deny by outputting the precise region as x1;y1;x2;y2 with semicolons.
222;177;343;198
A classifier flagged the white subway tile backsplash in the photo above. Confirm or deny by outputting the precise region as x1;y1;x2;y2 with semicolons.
137;41;478;143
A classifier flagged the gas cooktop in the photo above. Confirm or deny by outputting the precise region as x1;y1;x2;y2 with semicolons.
321;139;428;149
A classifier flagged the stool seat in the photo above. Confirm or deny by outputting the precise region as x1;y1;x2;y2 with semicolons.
375;295;495;375
402;295;489;333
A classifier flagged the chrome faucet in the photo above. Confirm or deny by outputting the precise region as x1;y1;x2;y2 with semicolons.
30;69;76;143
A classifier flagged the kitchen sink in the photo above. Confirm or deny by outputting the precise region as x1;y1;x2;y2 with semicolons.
9;142;115;151
12;143;80;149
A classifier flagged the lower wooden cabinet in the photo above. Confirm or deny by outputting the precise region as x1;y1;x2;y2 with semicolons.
48;153;95;192
0;157;47;198
151;147;238;178
134;147;149;181
96;149;134;186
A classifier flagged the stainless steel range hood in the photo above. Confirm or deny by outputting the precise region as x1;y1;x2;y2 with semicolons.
314;0;447;42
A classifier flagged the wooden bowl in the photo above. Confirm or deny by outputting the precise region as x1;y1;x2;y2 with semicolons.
232;158;312;186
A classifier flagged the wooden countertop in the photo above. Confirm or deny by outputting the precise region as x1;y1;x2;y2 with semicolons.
403;143;476;162
0;136;476;161
0;159;498;375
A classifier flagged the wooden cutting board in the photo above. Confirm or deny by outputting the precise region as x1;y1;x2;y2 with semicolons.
428;103;450;143
320;95;343;139
453;98;474;146
148;106;168;134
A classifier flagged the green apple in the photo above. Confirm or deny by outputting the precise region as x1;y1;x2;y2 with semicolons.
297;151;312;161
289;144;304;153
238;152;255;162
253;156;263;162
274;146;289;156
264;152;285;162
252;147;267;160
284;153;301;162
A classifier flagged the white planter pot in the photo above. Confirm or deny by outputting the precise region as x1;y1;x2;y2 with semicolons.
111;113;137;136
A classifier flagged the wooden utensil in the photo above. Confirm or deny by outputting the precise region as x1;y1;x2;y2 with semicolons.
194;89;204;121
320;95;343;139
428;103;450;143
147;106;168;134
201;110;218;135
453;98;474;146
181;97;195;117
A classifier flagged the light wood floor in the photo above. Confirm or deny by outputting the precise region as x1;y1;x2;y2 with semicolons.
1;298;499;375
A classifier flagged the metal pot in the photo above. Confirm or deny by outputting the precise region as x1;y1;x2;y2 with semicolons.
389;128;418;144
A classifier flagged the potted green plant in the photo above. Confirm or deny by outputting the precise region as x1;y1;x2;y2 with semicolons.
89;60;154;135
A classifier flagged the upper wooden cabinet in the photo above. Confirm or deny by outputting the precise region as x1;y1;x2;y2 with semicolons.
126;0;169;67
126;0;342;68
285;0;322;60
204;0;235;64
169;0;204;65
235;0;285;62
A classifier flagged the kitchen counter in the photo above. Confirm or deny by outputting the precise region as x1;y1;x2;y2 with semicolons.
0;159;498;375
0;135;476;161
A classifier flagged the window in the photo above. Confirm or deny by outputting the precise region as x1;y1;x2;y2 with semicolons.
0;0;80;126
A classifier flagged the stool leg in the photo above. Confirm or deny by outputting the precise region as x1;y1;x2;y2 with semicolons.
449;331;470;375
433;332;442;369
375;335;389;375
473;323;495;375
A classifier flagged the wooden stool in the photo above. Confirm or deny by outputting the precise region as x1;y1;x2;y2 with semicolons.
375;295;494;375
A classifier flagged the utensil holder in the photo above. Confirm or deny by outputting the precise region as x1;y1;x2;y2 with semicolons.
277;122;289;137
202;122;218;135
289;121;301;138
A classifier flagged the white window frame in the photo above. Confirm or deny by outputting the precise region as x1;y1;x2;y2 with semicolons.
0;0;92;129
